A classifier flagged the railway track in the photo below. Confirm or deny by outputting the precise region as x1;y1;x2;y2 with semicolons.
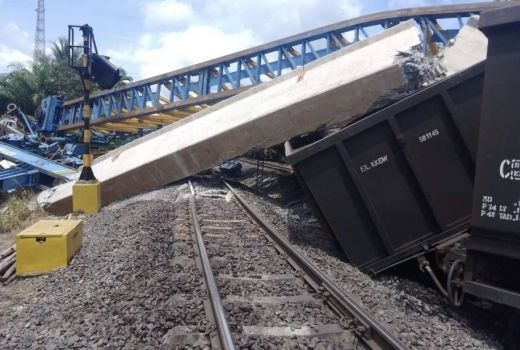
180;178;406;349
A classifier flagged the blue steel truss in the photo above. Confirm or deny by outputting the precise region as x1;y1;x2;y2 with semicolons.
58;3;502;132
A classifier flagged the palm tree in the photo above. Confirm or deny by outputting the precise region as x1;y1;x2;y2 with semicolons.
51;37;69;61
51;37;82;64
0;36;133;114
0;65;37;113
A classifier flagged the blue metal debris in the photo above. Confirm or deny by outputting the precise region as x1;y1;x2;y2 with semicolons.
0;142;76;182
6;103;37;136
37;96;64;134
0;163;39;192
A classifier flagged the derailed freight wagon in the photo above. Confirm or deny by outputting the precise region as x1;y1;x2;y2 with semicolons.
466;6;520;313
285;62;485;274
285;5;520;345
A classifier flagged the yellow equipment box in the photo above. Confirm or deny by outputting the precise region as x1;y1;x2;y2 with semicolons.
73;181;101;214
16;220;83;276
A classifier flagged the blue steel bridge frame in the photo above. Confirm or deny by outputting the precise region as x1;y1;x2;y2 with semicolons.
58;3;502;133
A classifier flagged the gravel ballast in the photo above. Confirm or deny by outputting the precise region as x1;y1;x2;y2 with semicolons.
192;182;362;349
0;184;211;349
230;180;506;349
0;176;508;349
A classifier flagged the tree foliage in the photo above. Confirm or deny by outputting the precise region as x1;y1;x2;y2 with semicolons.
0;37;132;115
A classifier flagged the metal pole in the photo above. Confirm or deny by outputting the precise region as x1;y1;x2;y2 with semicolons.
78;26;96;182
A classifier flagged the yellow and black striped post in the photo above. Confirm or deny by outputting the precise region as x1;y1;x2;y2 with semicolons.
78;82;95;181
72;26;101;214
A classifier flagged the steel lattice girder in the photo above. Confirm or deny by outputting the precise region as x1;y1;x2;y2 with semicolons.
58;3;504;133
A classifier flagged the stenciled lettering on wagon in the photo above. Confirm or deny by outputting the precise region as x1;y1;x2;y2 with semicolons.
360;155;388;173
418;128;440;143
499;159;520;181
480;195;520;222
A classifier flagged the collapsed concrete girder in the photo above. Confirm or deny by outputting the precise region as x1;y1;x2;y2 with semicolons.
39;21;428;214
442;16;487;76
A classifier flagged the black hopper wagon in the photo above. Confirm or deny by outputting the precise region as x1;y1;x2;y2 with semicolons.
285;4;520;344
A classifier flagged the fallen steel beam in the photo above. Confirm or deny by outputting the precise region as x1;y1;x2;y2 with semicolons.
0;163;40;193
0;142;77;181
39;21;425;214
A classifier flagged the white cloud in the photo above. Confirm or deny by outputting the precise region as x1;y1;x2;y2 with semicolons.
111;25;255;78
0;45;32;73
388;0;429;9
202;0;363;42
143;0;193;30
388;0;429;10
0;22;32;53
387;0;475;9
113;0;364;79
0;22;33;73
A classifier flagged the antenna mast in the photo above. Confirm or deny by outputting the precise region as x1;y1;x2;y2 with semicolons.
33;0;46;62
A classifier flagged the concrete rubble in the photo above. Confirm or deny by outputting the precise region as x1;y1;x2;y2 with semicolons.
38;17;488;214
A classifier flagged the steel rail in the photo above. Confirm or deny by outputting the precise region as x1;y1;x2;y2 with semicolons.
57;2;507;133
188;180;235;350
223;181;408;350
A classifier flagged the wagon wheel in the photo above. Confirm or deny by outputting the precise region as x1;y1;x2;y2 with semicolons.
447;260;465;306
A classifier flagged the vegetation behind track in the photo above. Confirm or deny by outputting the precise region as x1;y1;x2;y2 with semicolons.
0;37;132;116
0;191;45;249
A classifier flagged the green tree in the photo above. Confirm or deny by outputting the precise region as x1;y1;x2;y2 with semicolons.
51;37;71;61
0;36;133;115
0;65;37;113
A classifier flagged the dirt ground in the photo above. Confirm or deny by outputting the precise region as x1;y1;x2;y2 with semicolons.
0;232;16;253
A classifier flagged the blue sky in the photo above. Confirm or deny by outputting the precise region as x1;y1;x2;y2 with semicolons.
0;0;487;79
